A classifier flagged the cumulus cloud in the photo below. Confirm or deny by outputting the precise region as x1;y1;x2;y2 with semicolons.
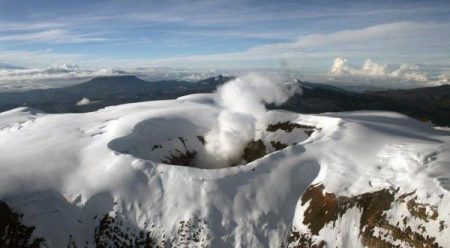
390;64;429;82
202;73;298;168
430;72;450;86
329;58;429;83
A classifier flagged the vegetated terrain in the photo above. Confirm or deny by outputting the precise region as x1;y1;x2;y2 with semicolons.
0;76;449;126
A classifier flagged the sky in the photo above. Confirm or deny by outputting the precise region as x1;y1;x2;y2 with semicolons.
0;0;450;87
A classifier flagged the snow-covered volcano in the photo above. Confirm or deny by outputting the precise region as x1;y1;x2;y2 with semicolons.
0;81;449;247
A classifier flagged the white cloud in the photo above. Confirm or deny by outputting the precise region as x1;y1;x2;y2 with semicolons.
327;57;434;85
329;58;391;78
329;58;348;76
0;50;84;68
0;64;124;80
322;61;450;88
113;21;449;71
1;21;449;71
0;63;126;91
390;64;428;82
430;72;450;86
0;29;106;44
0;21;449;88
0;21;65;31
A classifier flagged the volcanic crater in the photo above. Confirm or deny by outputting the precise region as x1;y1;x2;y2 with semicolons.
108;118;320;169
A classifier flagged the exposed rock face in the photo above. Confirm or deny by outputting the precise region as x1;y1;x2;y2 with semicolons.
150;121;319;168
242;140;267;163
94;214;157;248
286;184;446;248
270;141;288;151
0;201;45;247
266;121;319;136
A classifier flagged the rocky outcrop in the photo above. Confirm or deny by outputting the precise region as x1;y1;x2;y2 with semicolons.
286;184;446;248
0;201;45;248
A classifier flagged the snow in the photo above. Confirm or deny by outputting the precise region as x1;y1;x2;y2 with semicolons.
76;97;91;106
318;207;363;248
0;93;449;247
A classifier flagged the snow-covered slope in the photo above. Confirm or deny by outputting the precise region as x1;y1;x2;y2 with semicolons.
0;93;449;247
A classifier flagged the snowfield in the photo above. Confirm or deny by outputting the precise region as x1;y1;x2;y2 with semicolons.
0;93;449;247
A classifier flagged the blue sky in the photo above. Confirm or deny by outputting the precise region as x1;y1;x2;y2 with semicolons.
0;0;450;75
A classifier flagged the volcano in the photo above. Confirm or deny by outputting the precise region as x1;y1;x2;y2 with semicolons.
0;91;449;247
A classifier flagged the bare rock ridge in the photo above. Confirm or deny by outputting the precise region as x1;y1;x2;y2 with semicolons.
286;184;447;248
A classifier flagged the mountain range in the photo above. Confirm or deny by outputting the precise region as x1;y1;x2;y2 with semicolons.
0;75;448;126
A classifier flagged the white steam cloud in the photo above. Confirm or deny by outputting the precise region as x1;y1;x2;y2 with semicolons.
202;73;298;168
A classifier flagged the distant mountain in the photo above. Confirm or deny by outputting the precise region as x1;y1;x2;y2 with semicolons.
0;63;25;69
0;75;448;126
279;81;450;126
0;75;232;113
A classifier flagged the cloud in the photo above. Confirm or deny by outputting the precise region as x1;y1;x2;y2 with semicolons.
0;29;106;44
115;21;450;71
270;21;440;50
0;20;449;89
327;58;436;85
1;21;449;71
0;64;124;80
125;1;450;31
0;50;84;68
328;58;428;81
329;58;349;76
0;63;126;91
390;64;429;82
329;58;429;82
431;72;450;85
0;21;65;31
0;61;229;91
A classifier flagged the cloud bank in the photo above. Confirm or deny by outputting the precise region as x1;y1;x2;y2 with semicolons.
329;58;428;82
327;58;449;87
0;64;126;91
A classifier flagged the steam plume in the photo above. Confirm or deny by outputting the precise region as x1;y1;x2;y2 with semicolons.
202;72;298;168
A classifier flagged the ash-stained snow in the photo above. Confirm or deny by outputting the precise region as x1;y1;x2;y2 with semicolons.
0;92;449;247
